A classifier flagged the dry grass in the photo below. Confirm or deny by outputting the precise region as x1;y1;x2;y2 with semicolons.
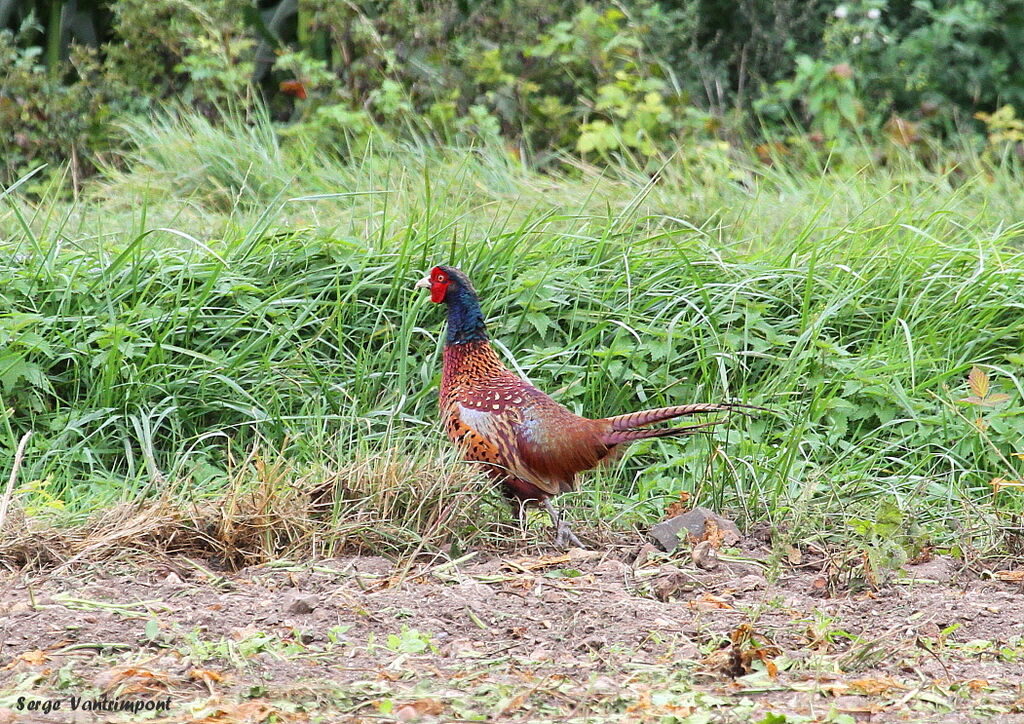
0;450;498;572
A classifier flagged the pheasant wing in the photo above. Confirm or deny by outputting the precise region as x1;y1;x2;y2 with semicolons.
455;387;606;495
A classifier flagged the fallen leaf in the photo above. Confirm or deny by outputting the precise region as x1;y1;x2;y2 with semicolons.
505;554;573;571
687;593;733;610
665;491;691;518
4;649;47;668
990;478;1024;494
499;693;529;716
995;570;1024;582
189;668;225;683
849;676;908;695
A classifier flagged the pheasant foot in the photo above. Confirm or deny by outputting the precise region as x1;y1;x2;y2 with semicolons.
543;499;584;549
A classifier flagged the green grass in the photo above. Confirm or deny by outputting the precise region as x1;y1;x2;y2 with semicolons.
2;110;1023;558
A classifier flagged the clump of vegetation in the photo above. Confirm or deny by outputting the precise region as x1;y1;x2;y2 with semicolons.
3;0;1024;184
2;109;1024;559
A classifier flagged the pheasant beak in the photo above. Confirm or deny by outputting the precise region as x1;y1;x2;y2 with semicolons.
414;275;432;290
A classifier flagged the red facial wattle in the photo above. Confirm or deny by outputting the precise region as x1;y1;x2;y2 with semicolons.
431;280;448;303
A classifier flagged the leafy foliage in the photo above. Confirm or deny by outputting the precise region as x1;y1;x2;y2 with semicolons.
3;118;1024;556
4;0;1024;183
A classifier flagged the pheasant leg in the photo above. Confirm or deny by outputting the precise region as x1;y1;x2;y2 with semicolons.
543;499;584;549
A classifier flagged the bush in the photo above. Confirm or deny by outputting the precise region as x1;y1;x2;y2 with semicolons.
3;0;1024;183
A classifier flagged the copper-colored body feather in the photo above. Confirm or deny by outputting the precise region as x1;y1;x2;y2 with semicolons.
440;340;734;504
418;265;745;525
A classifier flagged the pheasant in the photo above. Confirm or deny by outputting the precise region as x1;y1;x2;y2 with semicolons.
416;265;749;547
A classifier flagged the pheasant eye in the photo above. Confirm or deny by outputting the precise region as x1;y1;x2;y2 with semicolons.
435;274;446;283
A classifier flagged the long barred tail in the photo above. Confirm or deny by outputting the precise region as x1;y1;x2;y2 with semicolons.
601;419;724;445
603;402;746;431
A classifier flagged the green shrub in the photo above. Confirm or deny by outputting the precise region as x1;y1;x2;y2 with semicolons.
4;0;1024;183
0;32;113;186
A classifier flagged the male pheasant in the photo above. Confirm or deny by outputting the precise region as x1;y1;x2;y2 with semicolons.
416;265;747;547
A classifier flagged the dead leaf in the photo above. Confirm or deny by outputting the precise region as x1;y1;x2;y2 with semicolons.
786;545;803;566
849;676;908;695
687;593;733;610
4;649;48;669
398;699;444;720
961;367;1010;407
755;142;788;165
94;666;170;695
665;491;691;518
969;366;990;398
505;554;573;571
189;668;225;683
990;478;1024;494
499;693;529;716
995;570;1024;582
884;115;920;146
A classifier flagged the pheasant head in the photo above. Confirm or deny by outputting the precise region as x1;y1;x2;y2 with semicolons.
416;265;488;344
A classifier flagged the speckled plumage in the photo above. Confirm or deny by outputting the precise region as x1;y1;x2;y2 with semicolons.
440;340;611;500
419;265;745;513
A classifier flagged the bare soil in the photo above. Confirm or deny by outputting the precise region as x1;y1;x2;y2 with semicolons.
1;543;1023;723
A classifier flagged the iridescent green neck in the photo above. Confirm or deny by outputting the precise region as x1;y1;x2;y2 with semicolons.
445;285;488;345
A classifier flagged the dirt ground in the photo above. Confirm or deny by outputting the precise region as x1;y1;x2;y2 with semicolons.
1;539;1023;723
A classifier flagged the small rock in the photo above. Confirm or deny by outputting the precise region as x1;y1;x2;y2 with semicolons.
283;592;319;615
691;540;719;570
576;636;606;652
747;521;773;544
632;543;660;569
906;556;956;584
650;507;741;552
674;637;701;659
567;548;602;562
163;572;184;585
734;573;766;592
595;559;628;576
653;572;695;602
528;646;553;661
396;705;420;722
